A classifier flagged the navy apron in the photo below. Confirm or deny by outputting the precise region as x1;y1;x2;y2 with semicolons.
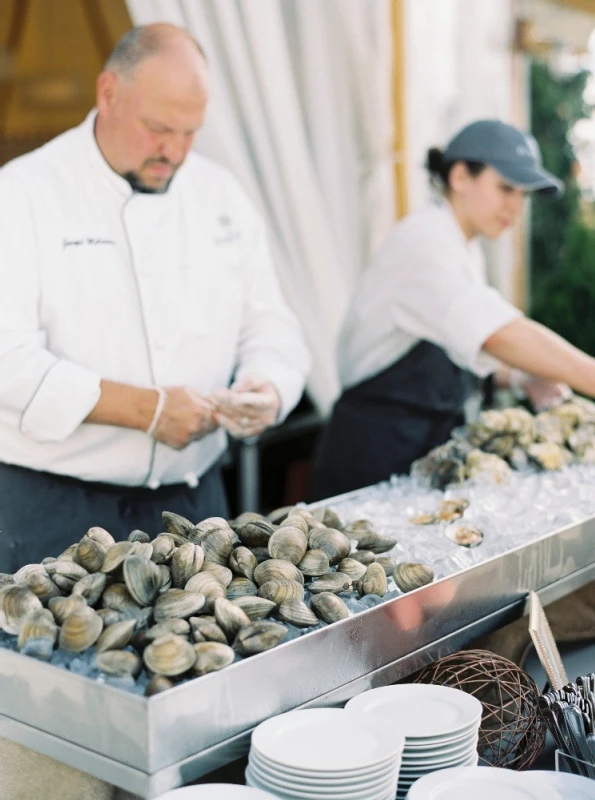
309;341;478;501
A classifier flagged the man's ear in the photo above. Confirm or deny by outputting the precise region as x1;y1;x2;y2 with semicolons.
96;71;118;116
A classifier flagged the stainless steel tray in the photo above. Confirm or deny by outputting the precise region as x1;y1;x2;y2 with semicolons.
1;515;594;797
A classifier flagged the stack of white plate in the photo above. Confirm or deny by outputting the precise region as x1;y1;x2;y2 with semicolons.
245;708;404;799
406;766;565;799
156;786;277;799
346;684;482;799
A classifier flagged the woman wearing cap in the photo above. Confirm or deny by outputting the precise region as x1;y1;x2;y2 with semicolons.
310;119;595;500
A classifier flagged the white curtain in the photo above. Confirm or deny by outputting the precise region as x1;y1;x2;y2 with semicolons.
126;0;395;415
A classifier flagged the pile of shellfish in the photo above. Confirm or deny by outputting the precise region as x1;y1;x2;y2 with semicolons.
0;507;434;695
412;396;595;490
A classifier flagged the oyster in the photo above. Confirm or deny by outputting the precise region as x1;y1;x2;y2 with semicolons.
356;563;387;598
96;650;142;677
233;621;288;656
393;562;434;593
534;412;566;446
310;592;351;624
143;634;196;677
568;423;595;461
307;528;351;566
445;524;483;548
527;442;573;471
465;449;511;483
409;513;436;525
435;499;469;523
411;440;469;490
214;597;250;642
276;600;318;628
309;572;352;595
59;607;103;652
193;642;235;675
267;526;308;565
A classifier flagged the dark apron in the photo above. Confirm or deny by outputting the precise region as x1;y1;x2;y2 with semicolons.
309;341;478;501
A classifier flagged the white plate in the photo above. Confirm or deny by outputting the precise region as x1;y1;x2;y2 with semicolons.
246;767;397;800
406;766;563;800
250;746;398;778
398;753;478;781
346;685;482;739
248;758;398;792
251;709;404;772
400;744;478;771
529;770;595;799
403;720;480;748
156;786;277;799
401;737;478;765
249;753;398;784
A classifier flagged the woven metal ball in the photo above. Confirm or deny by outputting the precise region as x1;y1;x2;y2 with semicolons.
414;649;546;769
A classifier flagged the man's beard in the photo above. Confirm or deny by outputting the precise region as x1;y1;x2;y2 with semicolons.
122;170;174;194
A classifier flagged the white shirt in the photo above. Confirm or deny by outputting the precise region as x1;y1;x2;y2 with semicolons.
339;200;522;389
0;112;310;487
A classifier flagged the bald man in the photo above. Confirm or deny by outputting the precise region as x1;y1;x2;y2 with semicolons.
0;24;309;570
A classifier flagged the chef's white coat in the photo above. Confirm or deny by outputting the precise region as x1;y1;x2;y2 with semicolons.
339;200;522;390
0;112;310;487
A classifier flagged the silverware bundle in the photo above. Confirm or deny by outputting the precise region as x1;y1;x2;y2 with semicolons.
539;674;595;778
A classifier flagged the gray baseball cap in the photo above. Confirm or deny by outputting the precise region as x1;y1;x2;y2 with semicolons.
443;119;564;197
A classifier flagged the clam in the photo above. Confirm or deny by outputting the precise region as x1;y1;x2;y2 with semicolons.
233;621;288;656
184;573;225;611
118;605;153;631
13;564;61;604
392;562;434;593
214;597;251;642
188;616;228;645
145;675;174;696
96;608;120;626
86;527;116;549
375;556;397;576
231;596;276;621
201;562;233;587
158;564;172;593
170;542;205;588
276;600;318;628
150;534;176;565
153;589;206;621
17;609;58;655
337;558;368;582
235;520;275;548
58;543;78;561
253;559;304;587
445;524;483;548
265;506;293;525
227;577;258;600
71;572;108;606
311;507;343;529
268;527;308;565
102;583;142;613
229;546;257;581
193;642;235;676
102;542;137;574
357;563;387;598
59;607;103;652
355;532;397;554
45;560;88;592
308;529;350;566
143;634;196;677
194;516;231;536
162;510;196;540
123;556;162;606
96;650;142;677
311;593;351;624
48;594;87;625
134;542;155;560
232;511;268;529
198;527;234;566
297;549;330;577
72;536;107;572
279;515;309;536
343;519;375;539
95;619;137;653
309;572;352;595
0;585;43;634
148;618;191;638
350;550;376;566
251;547;271;564
257;579;305;605
128;530;151;544
0;574;15;589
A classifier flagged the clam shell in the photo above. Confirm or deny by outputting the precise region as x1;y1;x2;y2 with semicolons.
392;562;434;593
309;572;352;595
311;507;343;530
229;547;257;581
268;527;308;565
233;621;288;656
170;542;205;588
251;547;271;564
337;558;367;582
58;543;78;561
153;589;206;621
308;529;351;566
59;607;103;652
86;527;116;549
231;596;276;621
145;675;175;696
232;511;268;529
198;527;234;566
48;594;87;625
71;572;107;607
343;519;375;539
226;577;258;600
134;543;155;560
235;520;275;548
72;536;107;573
150;534;176;565
276;600;318;628
311;592;351;624
45;560;88;591
214;597;251;642
0;574;15;589
201;562;233;587
265;506;294;525
184;573;225;611
128;530;151;544
102;542;137;574
95;619;137;653
189;616;228;645
297;549;330;577
375;557;397;576
162;511;196;540
0;585;43;634
143;634;196;677
350;551;376;566
102;583;141;612
194;517;231;536
96;650;142;677
96;608;120;626
357;563;387;598
193;642;235;676
257;579;304;605
355;533;397;554
253;559;304;587
123;556;163;606
17;609;58;652
279;515;309;536
445;524;483;548
158;564;172;593
13;564;61;604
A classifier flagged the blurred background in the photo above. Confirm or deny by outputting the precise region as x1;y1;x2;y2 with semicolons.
1;0;594;514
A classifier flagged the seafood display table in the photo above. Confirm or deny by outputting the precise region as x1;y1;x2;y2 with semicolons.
1;478;595;798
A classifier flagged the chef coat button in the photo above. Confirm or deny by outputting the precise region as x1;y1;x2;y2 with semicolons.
148;478;160;490
185;472;199;488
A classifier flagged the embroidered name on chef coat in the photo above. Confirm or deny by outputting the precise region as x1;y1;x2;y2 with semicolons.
63;238;116;249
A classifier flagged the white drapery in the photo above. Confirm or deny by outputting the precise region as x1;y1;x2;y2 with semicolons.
125;0;395;414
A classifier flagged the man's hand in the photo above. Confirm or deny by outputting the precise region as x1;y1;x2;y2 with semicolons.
151;387;219;449
521;376;573;413
210;374;281;439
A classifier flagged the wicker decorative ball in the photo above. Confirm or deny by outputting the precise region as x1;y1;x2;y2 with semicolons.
413;649;546;769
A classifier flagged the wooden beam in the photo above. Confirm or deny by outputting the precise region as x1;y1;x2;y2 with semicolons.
549;0;595;14
7;0;29;51
79;0;113;64
391;0;408;219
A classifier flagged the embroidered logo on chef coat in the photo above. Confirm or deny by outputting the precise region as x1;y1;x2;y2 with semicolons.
63;237;116;249
213;215;241;246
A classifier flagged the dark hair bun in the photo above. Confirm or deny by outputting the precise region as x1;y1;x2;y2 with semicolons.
426;147;445;175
